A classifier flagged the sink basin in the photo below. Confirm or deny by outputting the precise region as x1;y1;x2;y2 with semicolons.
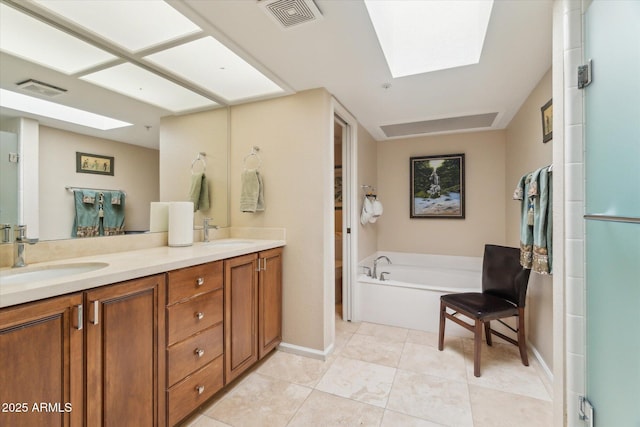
0;262;109;286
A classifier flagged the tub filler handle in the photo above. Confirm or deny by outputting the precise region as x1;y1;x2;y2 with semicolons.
379;272;390;281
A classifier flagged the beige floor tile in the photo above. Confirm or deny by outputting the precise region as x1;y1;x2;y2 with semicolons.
406;329;440;347
181;415;232;427
399;341;468;382
469;385;553;427
256;350;332;387
381;410;445;427
333;329;354;355
387;369;473;427
288;390;385;426
341;333;405;367
315;356;396;408
462;341;551;401
356;322;409;343
204;373;312;427
335;318;361;334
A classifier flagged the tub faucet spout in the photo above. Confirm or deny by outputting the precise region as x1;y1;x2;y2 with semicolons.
373;255;391;279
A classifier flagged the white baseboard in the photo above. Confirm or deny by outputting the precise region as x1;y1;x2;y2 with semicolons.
529;343;554;382
278;341;333;361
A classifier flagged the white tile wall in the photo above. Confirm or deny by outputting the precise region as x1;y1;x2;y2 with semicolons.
562;1;586;426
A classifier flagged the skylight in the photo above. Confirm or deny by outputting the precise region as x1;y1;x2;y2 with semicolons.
81;63;218;112
145;37;285;102
0;89;132;130
0;3;116;74
364;0;494;78
32;0;201;53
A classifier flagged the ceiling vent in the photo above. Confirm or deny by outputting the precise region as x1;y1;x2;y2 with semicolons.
381;112;498;138
258;0;323;29
16;79;67;97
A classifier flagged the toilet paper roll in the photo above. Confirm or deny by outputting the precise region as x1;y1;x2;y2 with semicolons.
168;202;194;247
149;202;170;232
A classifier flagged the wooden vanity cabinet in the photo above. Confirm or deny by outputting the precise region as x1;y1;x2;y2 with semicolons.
85;274;166;427
166;261;224;427
0;293;84;427
224;247;283;384
258;247;283;359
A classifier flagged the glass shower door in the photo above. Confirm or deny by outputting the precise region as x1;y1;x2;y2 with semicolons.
584;1;640;426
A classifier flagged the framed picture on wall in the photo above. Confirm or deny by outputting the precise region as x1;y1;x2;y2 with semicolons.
541;99;553;143
76;152;114;176
334;166;342;210
410;153;465;219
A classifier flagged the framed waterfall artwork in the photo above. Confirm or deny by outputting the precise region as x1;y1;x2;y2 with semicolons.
410;153;465;219
76;152;114;176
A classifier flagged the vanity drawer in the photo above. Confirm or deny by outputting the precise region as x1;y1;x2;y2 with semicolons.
167;261;223;305
167;289;223;345
168;356;224;427
167;323;223;387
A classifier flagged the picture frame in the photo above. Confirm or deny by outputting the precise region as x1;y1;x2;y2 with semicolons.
541;99;553;143
334;166;342;210
410;153;465;219
76;152;114;176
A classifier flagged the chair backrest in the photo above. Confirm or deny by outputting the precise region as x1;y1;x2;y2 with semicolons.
481;244;532;307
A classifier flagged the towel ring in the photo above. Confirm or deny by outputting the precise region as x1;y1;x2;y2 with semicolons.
243;146;261;170
191;152;206;175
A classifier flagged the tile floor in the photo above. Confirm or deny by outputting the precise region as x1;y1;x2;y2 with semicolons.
182;310;553;427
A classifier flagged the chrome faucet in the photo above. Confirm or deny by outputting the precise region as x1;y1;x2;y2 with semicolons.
13;225;38;268
1;224;11;243
203;218;219;242
372;255;391;279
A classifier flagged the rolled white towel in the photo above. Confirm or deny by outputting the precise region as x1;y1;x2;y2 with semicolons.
369;200;383;223
360;196;373;225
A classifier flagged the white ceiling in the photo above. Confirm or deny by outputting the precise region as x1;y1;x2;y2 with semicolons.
0;0;553;148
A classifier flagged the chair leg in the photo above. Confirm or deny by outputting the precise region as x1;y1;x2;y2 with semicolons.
438;300;446;351
484;321;492;346
517;307;529;366
474;319;483;377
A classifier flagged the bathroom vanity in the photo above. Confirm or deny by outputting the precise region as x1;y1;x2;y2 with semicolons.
0;239;284;427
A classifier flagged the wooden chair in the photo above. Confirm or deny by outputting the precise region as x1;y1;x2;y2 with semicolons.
438;244;532;377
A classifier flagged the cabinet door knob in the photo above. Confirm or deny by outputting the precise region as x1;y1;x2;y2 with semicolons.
194;348;205;357
196;277;205;286
195;311;204;320
195;385;205;395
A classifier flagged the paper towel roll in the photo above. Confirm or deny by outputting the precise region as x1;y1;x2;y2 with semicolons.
168;202;194;247
149;202;170;232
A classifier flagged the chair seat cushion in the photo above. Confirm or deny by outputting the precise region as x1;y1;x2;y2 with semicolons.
441;292;518;319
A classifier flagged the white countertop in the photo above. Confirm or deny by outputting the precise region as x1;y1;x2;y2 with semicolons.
0;239;285;308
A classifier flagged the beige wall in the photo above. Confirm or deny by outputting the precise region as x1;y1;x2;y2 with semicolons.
376;130;507;257
159;108;229;228
357;123;378;260
505;68;553;370
229;89;332;352
38;126;159;240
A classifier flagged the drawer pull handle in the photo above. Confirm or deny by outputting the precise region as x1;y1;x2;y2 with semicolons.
195;311;204;320
195;348;205;358
196;277;205;286
196;385;205;395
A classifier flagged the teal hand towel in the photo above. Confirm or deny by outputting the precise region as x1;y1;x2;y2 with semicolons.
189;173;210;212
240;169;264;213
103;191;125;236
72;190;99;237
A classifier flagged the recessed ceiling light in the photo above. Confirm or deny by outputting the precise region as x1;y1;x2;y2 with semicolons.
81;63;218;112
32;0;201;52
364;0;494;78
145;36;284;102
0;3;116;74
0;88;132;130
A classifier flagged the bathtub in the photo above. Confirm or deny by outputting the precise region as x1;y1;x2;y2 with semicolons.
357;252;482;336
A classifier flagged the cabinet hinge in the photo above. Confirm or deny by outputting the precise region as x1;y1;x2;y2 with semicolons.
578;59;593;89
579;395;594;427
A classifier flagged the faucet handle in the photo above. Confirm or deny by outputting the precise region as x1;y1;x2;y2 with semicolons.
14;225;26;240
1;224;11;243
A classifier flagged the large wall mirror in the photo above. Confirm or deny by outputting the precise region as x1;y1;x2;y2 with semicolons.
0;0;235;242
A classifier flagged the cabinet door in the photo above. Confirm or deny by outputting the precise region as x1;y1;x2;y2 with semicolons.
224;253;258;384
258;247;283;359
85;274;166;427
0;293;83;427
